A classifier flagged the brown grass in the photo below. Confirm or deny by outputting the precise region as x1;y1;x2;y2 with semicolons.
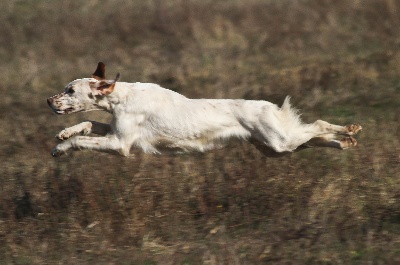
1;0;400;264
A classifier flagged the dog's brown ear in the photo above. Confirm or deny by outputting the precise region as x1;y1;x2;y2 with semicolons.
89;73;120;96
89;81;114;96
91;62;106;80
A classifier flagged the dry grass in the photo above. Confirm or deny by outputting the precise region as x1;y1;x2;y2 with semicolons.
1;0;400;264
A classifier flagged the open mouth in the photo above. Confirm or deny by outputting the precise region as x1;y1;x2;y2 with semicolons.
54;107;75;115
49;107;75;115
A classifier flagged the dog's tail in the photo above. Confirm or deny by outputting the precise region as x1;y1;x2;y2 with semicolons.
280;96;302;126
281;96;292;111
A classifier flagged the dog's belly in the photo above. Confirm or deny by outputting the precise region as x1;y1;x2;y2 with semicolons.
149;124;251;153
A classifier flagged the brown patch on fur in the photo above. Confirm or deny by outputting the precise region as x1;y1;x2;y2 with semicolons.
97;83;115;95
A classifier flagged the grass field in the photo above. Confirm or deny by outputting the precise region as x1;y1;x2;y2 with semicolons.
1;0;400;264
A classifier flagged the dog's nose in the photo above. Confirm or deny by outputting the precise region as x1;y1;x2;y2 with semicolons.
47;98;52;107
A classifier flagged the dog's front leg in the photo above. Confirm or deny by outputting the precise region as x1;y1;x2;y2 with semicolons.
51;136;129;157
56;121;111;140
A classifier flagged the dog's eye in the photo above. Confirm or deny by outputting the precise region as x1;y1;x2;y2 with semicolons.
66;88;75;94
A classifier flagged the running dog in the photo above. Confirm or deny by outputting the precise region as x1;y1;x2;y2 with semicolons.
47;62;362;157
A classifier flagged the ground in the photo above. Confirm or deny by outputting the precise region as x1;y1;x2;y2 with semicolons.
1;0;400;264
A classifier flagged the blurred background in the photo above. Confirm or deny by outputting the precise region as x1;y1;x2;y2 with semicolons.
1;0;400;264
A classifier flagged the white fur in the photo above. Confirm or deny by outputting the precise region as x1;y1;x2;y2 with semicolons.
47;64;362;157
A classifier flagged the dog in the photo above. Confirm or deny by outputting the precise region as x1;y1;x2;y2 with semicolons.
47;62;362;157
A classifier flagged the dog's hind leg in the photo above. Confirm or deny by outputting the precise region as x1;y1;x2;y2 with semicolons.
250;120;362;156
290;120;362;152
56;121;111;140
299;136;358;150
310;120;362;136
288;121;361;151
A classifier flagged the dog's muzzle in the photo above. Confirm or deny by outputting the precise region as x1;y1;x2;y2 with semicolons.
47;97;60;114
47;95;70;115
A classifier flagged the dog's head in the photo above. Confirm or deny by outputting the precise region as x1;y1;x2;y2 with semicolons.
47;62;120;114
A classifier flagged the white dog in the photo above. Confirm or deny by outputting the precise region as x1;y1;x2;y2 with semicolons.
47;62;362;157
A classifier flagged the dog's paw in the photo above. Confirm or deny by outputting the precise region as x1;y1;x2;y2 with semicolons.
51;148;64;157
56;129;74;141
51;147;65;157
345;124;362;135
340;137;357;149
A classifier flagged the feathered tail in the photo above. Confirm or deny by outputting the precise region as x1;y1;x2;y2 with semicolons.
280;96;302;127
